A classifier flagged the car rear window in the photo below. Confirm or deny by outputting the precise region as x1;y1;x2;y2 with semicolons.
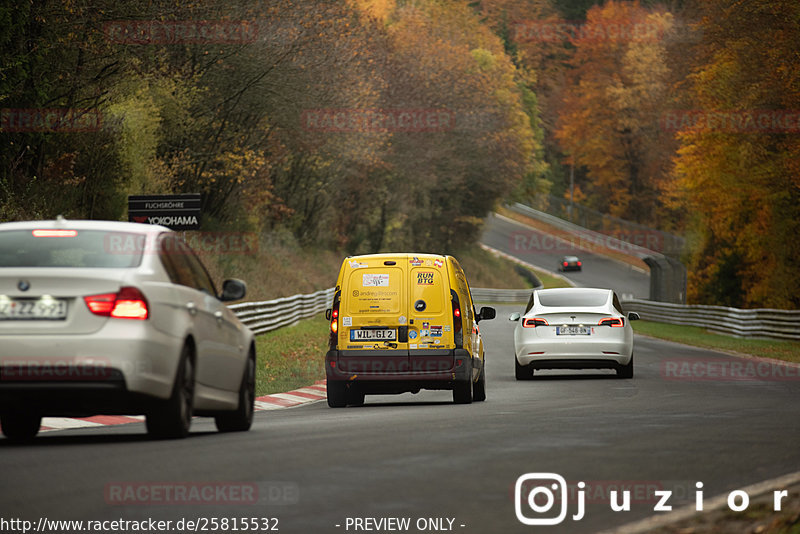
0;229;143;268
537;291;608;307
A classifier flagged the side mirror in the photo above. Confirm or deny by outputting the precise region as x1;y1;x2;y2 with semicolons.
509;312;521;322
220;279;247;302
627;311;640;321
325;309;332;320
477;306;496;322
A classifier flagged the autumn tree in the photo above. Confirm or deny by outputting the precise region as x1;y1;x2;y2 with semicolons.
554;0;676;224
668;0;800;308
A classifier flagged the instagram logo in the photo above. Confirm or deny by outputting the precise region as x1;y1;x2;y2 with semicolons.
515;473;576;525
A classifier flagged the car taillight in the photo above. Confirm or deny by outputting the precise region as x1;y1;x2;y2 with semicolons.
523;317;549;327
577;261;582;266
563;261;568;266
84;287;148;320
599;317;624;327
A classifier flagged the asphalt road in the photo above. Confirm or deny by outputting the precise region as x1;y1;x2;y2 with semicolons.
2;311;799;534
1;217;798;534
481;213;651;299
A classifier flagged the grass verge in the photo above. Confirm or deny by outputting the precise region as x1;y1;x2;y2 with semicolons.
530;267;573;289
632;320;800;363
255;315;328;396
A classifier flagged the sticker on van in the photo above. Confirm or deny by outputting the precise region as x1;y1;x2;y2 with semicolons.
363;273;389;287
417;271;435;285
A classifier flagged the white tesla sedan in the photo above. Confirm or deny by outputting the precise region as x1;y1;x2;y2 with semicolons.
0;219;256;441
510;288;639;379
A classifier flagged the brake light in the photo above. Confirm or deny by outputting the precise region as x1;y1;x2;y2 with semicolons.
330;306;339;334
599;317;624;327
523;317;549;327
328;296;341;349
563;261;568;266
33;229;77;237
577;261;582;266
451;290;463;347
84;287;148;320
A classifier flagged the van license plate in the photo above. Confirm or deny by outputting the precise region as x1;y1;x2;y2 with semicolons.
350;329;397;341
556;326;590;335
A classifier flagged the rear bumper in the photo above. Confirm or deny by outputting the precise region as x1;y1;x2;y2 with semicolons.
522;358;628;371
0;323;184;415
0;379;166;416
516;336;631;366
325;348;478;394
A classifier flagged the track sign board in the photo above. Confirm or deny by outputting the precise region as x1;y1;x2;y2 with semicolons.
128;194;201;230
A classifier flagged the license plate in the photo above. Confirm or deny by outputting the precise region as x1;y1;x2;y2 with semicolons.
0;298;68;320
350;329;397;342
556;326;590;336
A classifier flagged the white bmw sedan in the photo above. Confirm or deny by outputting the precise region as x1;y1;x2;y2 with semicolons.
0;219;256;441
510;288;639;380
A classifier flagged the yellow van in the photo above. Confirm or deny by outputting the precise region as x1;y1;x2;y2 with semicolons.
324;253;495;406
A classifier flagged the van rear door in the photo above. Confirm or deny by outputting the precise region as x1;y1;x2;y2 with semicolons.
408;256;454;373
339;257;409;373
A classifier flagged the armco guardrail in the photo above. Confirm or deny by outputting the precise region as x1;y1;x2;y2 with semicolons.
508;203;688;304
228;287;534;335
228;288;335;335
622;298;800;341
471;288;533;303
229;289;800;340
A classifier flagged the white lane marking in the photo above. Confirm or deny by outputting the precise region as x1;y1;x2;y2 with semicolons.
41;417;105;430
254;401;286;410
598;469;800;534
293;388;327;397
269;393;319;403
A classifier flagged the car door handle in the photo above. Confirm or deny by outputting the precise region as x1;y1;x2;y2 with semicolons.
214;310;224;323
186;302;197;316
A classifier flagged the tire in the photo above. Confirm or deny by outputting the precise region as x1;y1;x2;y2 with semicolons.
617;353;634;379
0;412;41;442
453;360;473;404
515;357;533;380
215;350;256;432
473;365;486;402
146;344;195;439
327;380;347;408
346;386;365;407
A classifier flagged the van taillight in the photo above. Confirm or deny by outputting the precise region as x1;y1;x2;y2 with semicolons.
451;290;463;348
329;293;341;349
330;306;339;334
84;287;149;320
